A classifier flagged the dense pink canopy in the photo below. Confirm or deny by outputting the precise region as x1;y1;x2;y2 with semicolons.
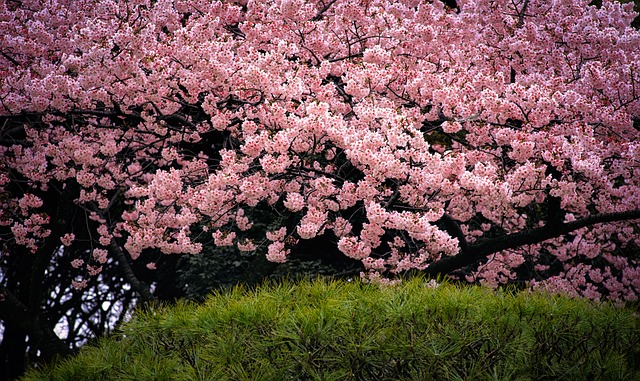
1;0;639;300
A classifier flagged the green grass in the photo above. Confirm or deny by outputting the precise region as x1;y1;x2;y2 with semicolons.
23;278;640;380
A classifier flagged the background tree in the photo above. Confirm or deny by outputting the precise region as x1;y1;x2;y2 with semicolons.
1;0;640;378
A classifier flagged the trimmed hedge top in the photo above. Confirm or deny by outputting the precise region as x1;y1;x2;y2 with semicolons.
24;278;640;381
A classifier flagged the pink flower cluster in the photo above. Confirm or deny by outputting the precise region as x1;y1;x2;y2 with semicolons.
1;0;639;300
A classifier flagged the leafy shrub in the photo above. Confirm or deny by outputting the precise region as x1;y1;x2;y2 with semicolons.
23;278;640;381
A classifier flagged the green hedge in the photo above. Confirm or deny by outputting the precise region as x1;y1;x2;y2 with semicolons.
24;278;640;381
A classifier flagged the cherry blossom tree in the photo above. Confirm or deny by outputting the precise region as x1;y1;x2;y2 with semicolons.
1;0;640;374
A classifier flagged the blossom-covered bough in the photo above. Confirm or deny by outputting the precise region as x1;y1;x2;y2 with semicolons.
1;0;640;362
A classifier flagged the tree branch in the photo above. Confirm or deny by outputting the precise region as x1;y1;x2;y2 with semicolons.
109;240;155;302
1;51;19;66
516;0;530;28
438;213;468;251
312;0;338;21
426;209;640;276
88;205;155;303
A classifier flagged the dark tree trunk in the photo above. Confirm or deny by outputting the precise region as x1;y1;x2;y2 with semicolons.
0;325;27;381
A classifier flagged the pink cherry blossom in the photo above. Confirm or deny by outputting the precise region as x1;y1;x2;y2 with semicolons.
1;0;639;302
